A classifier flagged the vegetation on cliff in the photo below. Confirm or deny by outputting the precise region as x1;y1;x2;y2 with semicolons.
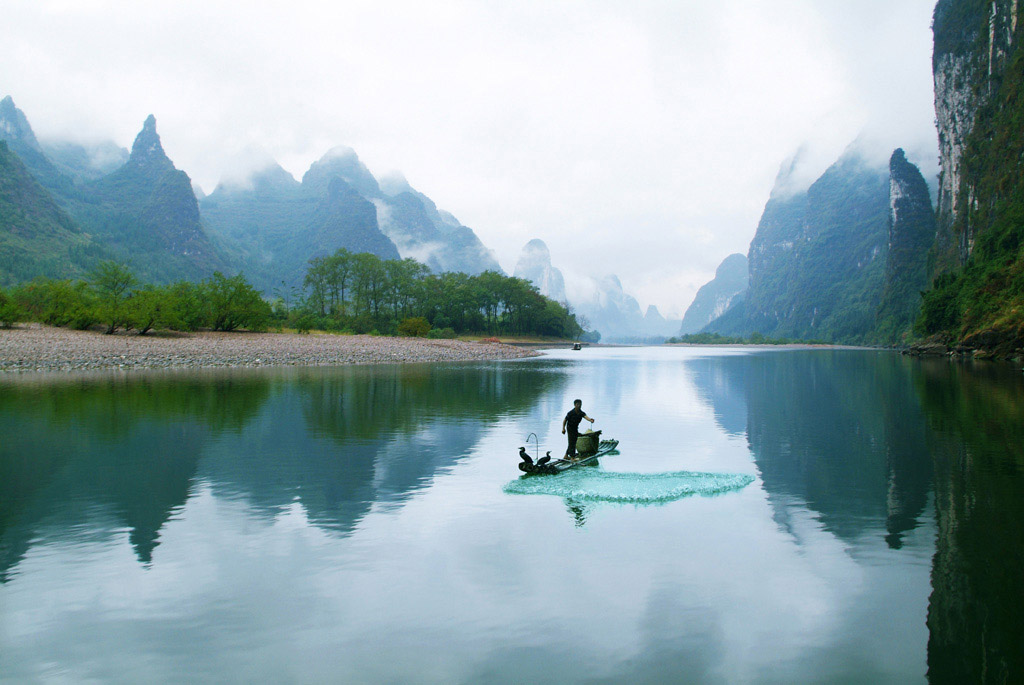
919;0;1024;353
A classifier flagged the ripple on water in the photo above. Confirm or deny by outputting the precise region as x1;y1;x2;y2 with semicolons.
503;469;754;504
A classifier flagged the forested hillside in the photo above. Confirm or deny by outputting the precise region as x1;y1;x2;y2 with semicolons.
0;96;505;298
918;0;1024;353
0;141;104;285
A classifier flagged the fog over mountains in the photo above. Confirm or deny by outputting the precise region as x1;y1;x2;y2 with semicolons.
5;0;1022;353
512;238;680;340
0;96;502;295
2;92;689;340
0;90;941;343
678;254;748;335
690;141;935;344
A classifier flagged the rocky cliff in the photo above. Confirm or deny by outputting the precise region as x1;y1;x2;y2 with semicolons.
679;253;748;334
932;0;1020;269
512;239;567;302
75;115;230;283
709;144;891;343
917;0;1024;354
876;149;936;343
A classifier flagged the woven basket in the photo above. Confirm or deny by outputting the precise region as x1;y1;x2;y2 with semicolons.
575;430;602;456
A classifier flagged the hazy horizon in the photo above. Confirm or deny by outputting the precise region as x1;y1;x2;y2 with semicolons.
1;0;938;317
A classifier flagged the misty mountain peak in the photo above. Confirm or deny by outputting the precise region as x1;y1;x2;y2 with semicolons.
645;305;666;322
379;171;414;197
513;238;566;302
521;238;552;260
212;157;299;199
601;274;624;291
716;253;748;278
127;114;174;174
0;95;42;151
303;145;381;198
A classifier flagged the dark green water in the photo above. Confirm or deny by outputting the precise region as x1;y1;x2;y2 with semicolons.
1;347;1021;683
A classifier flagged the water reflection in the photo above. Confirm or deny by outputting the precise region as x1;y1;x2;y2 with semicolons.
1;350;1022;683
0;363;565;580
689;351;934;549
0;375;267;579
914;360;1024;683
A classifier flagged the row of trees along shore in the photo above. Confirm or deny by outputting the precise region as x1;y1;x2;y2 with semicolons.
0;249;590;340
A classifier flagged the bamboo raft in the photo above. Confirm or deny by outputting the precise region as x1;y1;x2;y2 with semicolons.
517;438;620;475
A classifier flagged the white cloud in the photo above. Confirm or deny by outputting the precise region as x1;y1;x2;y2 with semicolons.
0;0;938;316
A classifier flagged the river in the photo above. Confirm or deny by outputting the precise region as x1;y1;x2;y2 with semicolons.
1;347;1021;683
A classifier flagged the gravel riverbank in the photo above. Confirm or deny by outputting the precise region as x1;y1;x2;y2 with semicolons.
0;324;540;372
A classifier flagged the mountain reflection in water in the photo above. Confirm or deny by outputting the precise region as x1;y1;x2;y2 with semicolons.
688;351;933;549
0;362;565;581
1;349;1022;683
688;350;1024;682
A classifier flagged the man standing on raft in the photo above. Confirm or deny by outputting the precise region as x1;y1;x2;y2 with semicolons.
562;399;595;460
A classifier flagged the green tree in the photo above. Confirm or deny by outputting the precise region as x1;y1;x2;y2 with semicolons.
166;281;207;331
14;278;97;329
304;256;331;317
127;284;180;335
0;287;23;328
386;258;430;319
202;272;272;332
90;261;137;334
326;248;354;315
351;252;388;319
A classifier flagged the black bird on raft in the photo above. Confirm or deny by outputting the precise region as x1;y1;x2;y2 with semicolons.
518;447;561;474
516;438;619;475
519;447;552;466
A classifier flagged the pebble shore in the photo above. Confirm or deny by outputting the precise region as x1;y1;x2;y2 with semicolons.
0;324;539;372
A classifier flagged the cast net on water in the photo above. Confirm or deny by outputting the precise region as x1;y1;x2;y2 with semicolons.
503;469;754;505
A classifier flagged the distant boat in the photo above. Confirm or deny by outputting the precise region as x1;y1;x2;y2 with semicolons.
572;342;582;350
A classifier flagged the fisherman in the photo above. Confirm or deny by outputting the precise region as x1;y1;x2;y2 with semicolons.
562;399;595;460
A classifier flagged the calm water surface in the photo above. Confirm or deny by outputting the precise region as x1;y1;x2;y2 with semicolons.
1;347;1022;683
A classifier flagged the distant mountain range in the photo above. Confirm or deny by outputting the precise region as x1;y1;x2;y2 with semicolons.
512;238;679;341
0;96;501;291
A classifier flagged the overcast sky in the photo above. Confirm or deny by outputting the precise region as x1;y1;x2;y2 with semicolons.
1;0;938;317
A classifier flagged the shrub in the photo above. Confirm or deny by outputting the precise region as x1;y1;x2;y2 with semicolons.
13;279;98;329
127;285;179;335
293;313;316;334
201;272;272;332
166;282;207;331
90;261;137;334
398;316;431;337
350;314;375;334
426;327;457;339
0;288;23;328
916;272;962;335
